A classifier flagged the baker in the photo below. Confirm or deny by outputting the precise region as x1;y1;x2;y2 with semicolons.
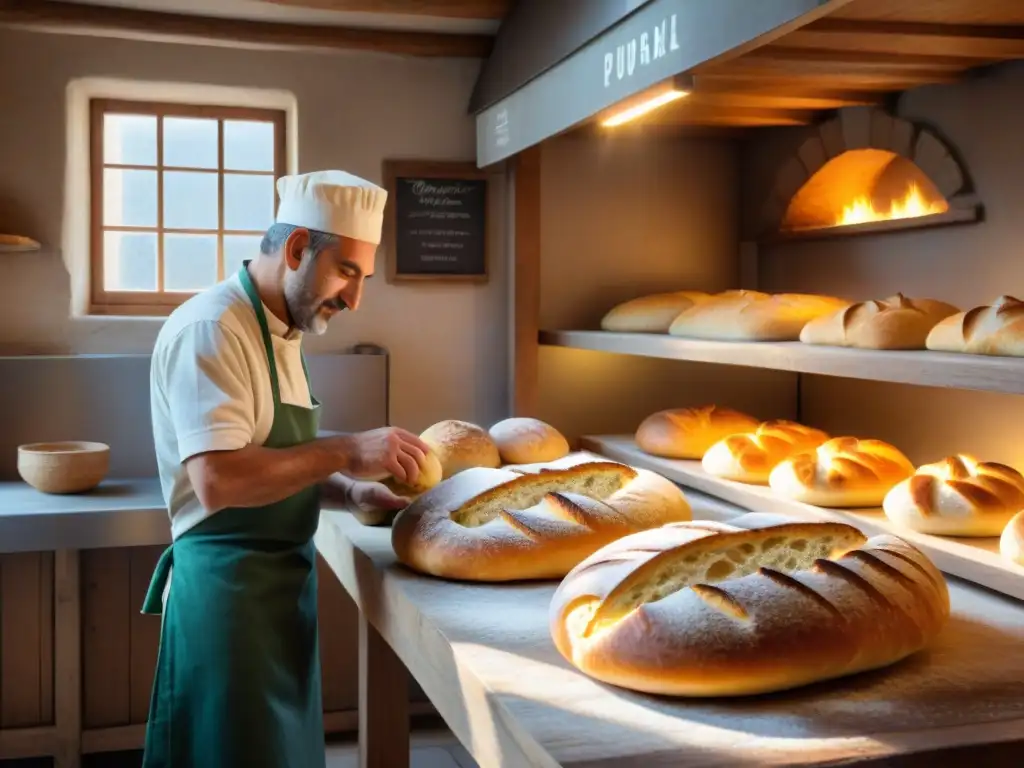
142;169;430;767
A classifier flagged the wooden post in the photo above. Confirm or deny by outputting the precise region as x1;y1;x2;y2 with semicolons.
511;145;542;417
54;550;82;768
358;614;409;768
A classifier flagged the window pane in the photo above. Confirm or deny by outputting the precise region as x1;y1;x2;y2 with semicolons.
224;120;275;172
163;117;218;169
164;171;218;229
104;169;157;227
224;235;262;277
103;114;157;166
224;174;275;231
104;231;157;291
165;234;217;291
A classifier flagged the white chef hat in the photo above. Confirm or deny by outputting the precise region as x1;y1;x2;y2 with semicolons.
275;170;388;245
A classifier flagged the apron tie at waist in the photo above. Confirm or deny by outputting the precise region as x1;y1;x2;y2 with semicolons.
142;545;174;616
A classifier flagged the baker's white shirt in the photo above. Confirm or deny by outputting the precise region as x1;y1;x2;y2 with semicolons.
150;272;314;540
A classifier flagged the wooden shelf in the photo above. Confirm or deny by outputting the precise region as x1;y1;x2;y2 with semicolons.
580;435;1024;603
0;235;40;253
540;329;1024;395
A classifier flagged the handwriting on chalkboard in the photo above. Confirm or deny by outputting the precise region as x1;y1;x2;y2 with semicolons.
384;162;488;282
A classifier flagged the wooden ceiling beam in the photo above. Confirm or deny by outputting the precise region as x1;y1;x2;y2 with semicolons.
738;46;985;72
693;71;963;93
0;0;493;57
686;89;879;111
254;0;509;20
786;19;1024;59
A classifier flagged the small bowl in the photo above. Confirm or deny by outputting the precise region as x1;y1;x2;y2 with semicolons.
17;441;111;494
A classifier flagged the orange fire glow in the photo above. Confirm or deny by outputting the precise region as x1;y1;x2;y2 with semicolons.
837;183;948;226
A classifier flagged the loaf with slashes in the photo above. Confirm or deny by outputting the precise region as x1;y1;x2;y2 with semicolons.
702;420;830;484
391;461;692;581
883;454;1024;537
549;513;949;697
926;295;1024;356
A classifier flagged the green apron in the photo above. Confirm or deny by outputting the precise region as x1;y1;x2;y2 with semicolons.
141;264;326;768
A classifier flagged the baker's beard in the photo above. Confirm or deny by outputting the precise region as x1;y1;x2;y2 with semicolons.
283;255;343;335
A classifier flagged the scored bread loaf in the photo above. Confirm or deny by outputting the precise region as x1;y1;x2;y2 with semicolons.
883;454;1024;537
489;417;570;465
1001;511;1024;566
635;405;760;460
420;420;501;479
799;293;959;350
768;437;915;508
701;420;830;484
925;295;1024;356
668;290;850;341
600;291;712;333
391;461;692;581
549;514;949;697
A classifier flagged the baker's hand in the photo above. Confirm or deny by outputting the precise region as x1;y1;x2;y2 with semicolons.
348;480;410;513
339;427;431;485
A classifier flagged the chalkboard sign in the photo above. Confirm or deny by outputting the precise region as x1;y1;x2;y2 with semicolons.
383;160;489;283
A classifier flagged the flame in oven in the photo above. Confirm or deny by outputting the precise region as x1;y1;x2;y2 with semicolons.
837;183;948;227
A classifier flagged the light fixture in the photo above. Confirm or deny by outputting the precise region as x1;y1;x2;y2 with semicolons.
600;74;694;128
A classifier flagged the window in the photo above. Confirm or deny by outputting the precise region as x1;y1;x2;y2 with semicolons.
90;99;286;315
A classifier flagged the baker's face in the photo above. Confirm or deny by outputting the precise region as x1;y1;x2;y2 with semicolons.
283;233;376;335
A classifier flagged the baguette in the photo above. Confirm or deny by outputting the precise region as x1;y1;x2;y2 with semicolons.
800;293;959;350
549;514;949;697
668;290;850;341
769;436;915;508
883;454;1024;537
701;420;830;484
391;461;692;581
635;405;760;460
925;295;1024;356
600;291;712;333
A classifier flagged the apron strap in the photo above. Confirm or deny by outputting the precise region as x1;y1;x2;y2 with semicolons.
141;545;175;615
238;263;282;406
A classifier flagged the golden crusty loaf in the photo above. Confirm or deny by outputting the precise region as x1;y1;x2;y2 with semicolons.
701;420;830;484
600;291;712;333
420;420;501;479
668;290;851;341
883;454;1024;537
769;437;915;508
1001;511;1024;566
800;293;959;350
926;295;1024;356
392;461;692;581
549;513;949;697
488;417;570;465
355;449;445;527
635;405;760;460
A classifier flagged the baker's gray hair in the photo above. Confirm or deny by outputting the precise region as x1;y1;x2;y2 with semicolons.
259;223;338;256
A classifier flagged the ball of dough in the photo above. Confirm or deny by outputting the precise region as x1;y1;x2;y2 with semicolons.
420;420;501;479
488;417;570;465
383;449;444;497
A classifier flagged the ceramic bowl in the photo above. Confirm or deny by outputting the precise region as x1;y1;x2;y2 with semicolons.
17;441;110;494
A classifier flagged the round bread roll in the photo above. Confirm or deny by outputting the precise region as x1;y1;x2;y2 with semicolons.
489;417;570;465
391;461;692;581
635;405;760;460
549;516;949;697
882;454;1024;537
1001;511;1024;566
926;295;1024;356
799;293;959;350
353;450;444;527
600;291;712;333
768;437;915;508
701;420;830;484
668;290;851;342
420;420;500;479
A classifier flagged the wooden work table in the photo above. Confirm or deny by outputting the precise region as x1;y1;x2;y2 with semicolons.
315;496;1024;768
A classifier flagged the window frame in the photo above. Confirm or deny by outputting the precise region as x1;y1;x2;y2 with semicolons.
89;98;287;316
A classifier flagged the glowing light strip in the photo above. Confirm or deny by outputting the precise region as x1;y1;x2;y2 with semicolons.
601;89;690;127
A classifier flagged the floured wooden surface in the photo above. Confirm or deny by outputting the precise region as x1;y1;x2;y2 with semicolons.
317;492;1024;767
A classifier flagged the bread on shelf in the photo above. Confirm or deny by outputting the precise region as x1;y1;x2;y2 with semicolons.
925;295;1024;356
883;454;1024;537
1001;511;1024;566
391;461;692;581
600;291;713;333
668;290;850;341
799;293;959;350
635;405;760;460
489;417;570;465
701;420;830;484
420;419;501;479
768;436;915;507
549;513;949;697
